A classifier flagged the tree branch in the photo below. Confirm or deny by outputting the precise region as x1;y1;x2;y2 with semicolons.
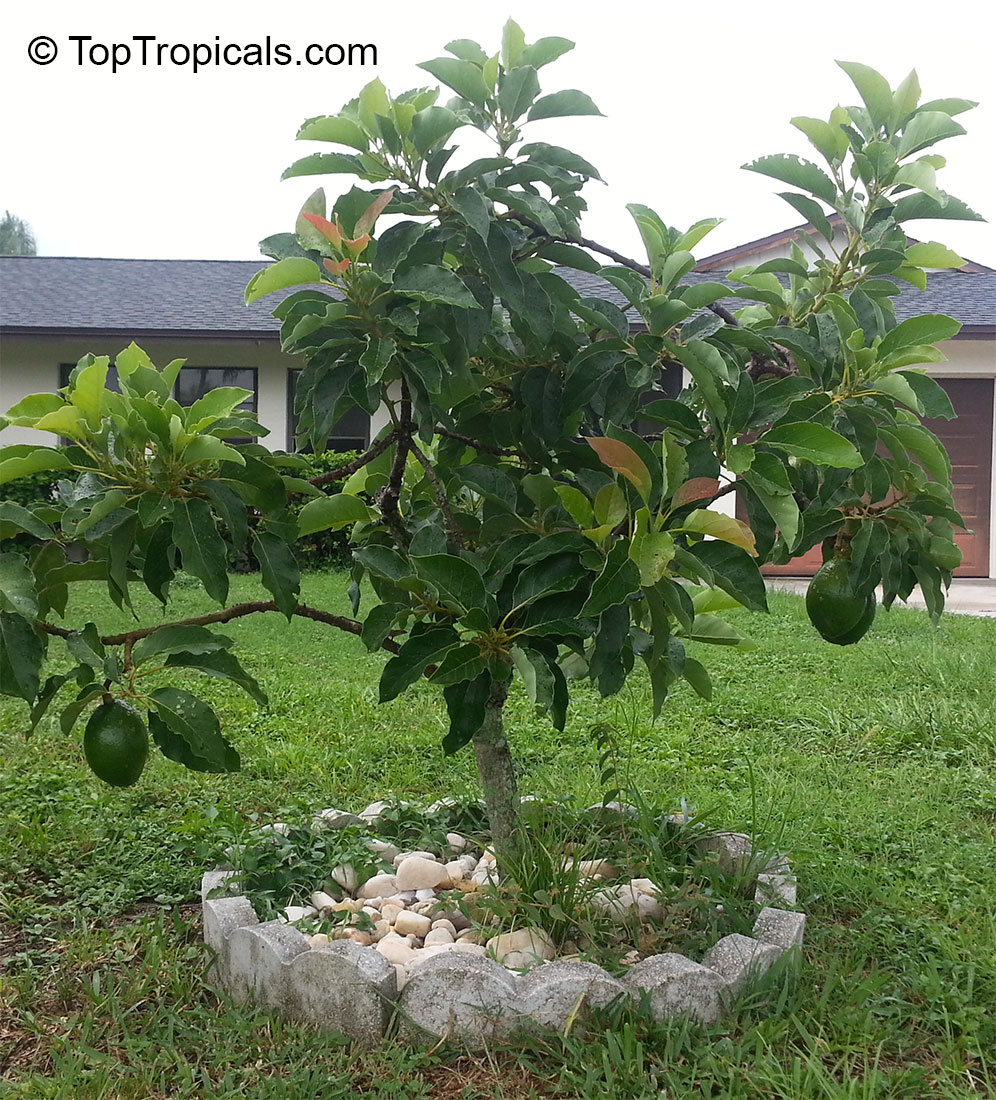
37;602;401;654
435;426;522;459
308;430;399;486
408;439;466;549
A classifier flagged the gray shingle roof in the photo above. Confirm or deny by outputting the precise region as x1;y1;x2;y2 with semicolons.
1;255;993;334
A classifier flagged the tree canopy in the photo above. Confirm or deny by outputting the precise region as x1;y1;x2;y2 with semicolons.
0;25;981;846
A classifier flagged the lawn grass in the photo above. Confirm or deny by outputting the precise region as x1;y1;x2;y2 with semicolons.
1;571;994;1098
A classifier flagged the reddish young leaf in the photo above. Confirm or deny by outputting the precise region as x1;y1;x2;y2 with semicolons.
354;188;396;237
586;437;652;501
343;234;372;258
671;477;720;509
302;212;343;247
324;257;350;275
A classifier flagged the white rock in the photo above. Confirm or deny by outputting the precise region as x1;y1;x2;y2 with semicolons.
330;898;362;914
412;902;436;916
359;800;392;822
372;920;391;940
364;837;402;861
457;854;479;874
478;849;498;866
446;832;469;853
394;910;432;937
357;873;398;900
260;822;291;837
392;850;439;868
361;906;381;919
395;857;451;892
423;927;455;947
452;941;487;956
308;933;330;948
389;891;416;904
394;963;409;991
444;860;467;882
312;808;361;831
487;927;555;968
375;935;417;965
280;905;317;924
407;943;459;967
456;928;485;943
430;919;457;937
628;878;661;896
427;797;459;812
414;888;437;902
329;864;358;893
310;891;338;911
567;859;617;879
380;903;405;925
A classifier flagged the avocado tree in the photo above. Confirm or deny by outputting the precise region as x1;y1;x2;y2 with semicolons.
0;26;981;851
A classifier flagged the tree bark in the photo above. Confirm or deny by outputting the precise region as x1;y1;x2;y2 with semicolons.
472;681;520;853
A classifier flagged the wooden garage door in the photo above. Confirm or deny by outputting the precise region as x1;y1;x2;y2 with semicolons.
750;377;993;577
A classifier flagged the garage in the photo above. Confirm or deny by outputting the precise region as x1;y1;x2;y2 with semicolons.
755;377;994;578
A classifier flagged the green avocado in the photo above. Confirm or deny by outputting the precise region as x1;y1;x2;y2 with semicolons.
805;557;876;644
83;700;149;787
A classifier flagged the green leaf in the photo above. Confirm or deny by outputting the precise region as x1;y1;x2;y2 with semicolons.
393;265;478;308
173;498;229;604
380;626;461;702
417;57;489;106
519;37;575;70
429;643;487;687
132;625;232;665
688;540;768;612
512;554;586;610
582;540;641;617
442;672;492;754
837;61;894;129
252;530;300;618
742;154;837;205
0;553;39;618
0;611;43;700
245;258;322;306
281;152;367;181
682;656;713;700
904;242;965;269
676;509;758;556
891;192;984;223
629;524;675;587
413;554;489;617
354;545;414;584
411;106;462;155
149;688;240;773
450;187;492;244
897;111;966;158
66;623;106;668
297;494;372;536
679;613;757;649
527;90;603;121
878;314;961;357
361;603;403;653
0;447;71;486
759;423;862;468
163;649;268;706
498;66;540;123
296;114;369;150
897;372;955;419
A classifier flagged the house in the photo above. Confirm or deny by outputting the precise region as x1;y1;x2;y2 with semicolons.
1;236;993;575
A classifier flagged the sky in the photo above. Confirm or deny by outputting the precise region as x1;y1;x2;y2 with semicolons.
2;0;995;269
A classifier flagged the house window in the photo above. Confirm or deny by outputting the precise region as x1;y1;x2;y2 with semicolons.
58;364;258;443
286;369;371;453
59;363;122;392
175;367;258;444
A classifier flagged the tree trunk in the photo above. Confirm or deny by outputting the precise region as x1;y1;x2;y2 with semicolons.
472;681;520;854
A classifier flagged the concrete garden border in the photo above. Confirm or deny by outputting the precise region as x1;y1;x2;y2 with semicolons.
201;819;805;1047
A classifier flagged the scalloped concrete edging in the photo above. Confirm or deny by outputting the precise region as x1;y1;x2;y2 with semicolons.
200;830;806;1047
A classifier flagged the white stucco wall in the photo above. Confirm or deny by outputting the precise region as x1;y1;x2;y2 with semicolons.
0;335;295;450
